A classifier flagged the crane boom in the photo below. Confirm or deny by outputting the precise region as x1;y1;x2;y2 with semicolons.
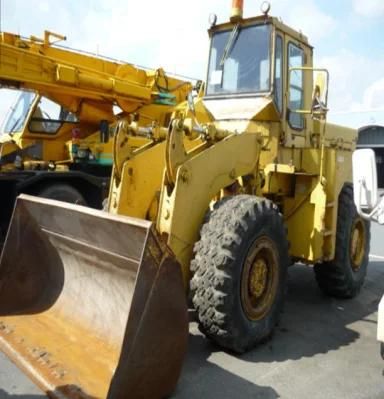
0;31;191;122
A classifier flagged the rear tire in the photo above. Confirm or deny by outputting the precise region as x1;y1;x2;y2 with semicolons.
37;184;87;206
190;195;289;353
314;183;370;298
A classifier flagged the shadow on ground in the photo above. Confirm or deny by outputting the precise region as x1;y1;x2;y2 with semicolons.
175;331;281;399
241;261;384;363
176;261;384;398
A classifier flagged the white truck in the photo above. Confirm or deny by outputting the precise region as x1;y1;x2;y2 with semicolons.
352;149;384;358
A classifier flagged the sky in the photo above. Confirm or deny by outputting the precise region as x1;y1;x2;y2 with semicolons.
0;0;384;129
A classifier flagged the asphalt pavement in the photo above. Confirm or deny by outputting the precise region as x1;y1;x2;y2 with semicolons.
0;224;384;398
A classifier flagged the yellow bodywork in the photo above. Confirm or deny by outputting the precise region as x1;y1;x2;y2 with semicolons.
0;8;361;399
101;13;358;273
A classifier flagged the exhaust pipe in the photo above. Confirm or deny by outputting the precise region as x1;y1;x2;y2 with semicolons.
230;0;243;22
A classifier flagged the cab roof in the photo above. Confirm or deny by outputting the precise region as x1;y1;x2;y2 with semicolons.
208;14;311;48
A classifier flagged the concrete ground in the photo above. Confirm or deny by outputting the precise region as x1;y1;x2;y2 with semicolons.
0;224;384;399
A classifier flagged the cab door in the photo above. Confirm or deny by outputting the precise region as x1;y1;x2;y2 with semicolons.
281;34;313;146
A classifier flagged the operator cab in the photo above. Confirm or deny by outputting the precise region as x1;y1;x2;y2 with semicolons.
204;3;320;135
2;89;78;137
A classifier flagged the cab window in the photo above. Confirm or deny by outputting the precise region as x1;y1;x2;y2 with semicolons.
207;24;271;96
288;43;304;129
29;97;78;134
274;35;283;113
3;91;36;134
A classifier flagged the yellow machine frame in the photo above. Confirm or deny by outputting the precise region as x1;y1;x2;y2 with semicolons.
0;3;368;399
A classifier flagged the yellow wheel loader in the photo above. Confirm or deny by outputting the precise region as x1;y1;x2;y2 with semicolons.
0;31;192;245
0;1;370;398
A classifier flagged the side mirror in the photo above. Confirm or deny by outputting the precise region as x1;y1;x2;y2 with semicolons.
194;80;204;96
100;120;110;144
311;71;329;114
352;149;378;209
287;68;329;117
187;92;196;117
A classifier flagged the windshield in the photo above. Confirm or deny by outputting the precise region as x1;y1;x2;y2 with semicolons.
3;91;36;134
206;24;271;96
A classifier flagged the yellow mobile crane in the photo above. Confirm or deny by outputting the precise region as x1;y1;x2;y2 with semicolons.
0;1;370;398
0;31;192;243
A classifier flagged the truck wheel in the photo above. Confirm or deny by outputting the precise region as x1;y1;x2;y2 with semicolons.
190;195;289;353
314;183;370;298
37;184;87;206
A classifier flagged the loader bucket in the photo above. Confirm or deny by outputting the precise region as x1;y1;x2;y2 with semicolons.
0;194;188;399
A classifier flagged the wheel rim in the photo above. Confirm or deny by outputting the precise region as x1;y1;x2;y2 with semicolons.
241;236;279;321
350;218;366;271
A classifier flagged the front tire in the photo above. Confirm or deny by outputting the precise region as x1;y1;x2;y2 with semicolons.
190;195;289;353
314;183;370;298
